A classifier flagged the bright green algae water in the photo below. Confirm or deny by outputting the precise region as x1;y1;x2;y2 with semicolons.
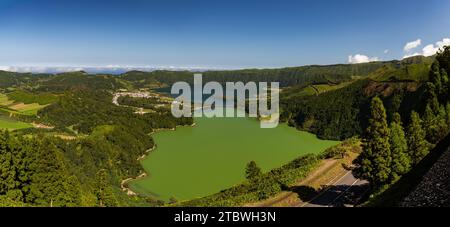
129;109;338;201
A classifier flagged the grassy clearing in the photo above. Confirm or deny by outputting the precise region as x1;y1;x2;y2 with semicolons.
369;63;430;82
0;94;14;106
8;102;48;115
282;81;356;100
90;125;116;138
0;116;32;130
312;81;354;94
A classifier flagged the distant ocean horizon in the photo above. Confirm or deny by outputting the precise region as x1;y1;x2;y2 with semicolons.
0;66;229;75
0;65;288;75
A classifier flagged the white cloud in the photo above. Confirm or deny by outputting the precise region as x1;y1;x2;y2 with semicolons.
0;66;85;73
422;44;439;57
404;39;422;52
384;49;389;54
0;66;11;71
348;54;379;64
403;38;450;59
436;38;450;48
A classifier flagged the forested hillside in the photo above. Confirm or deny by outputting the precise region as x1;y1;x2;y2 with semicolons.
280;56;432;140
0;72;193;206
119;57;433;88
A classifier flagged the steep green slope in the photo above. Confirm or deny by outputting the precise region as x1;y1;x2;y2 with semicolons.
281;79;426;140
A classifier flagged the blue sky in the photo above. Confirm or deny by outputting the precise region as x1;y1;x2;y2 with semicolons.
0;0;449;70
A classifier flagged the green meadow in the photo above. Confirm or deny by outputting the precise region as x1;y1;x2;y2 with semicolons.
130;109;338;201
0;93;47;130
0;116;32;130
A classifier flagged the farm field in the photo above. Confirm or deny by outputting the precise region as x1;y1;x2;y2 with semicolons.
0;93;48;116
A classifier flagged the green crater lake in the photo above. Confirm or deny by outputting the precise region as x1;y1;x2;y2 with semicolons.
129;109;338;201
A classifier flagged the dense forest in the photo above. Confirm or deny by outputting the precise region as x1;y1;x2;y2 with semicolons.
0;131;80;206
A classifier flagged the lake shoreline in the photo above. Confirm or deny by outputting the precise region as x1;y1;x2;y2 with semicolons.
126;113;338;202
121;122;197;198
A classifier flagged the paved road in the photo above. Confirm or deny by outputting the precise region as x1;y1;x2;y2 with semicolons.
301;171;369;207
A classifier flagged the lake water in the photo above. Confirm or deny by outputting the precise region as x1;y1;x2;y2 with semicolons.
129;108;338;201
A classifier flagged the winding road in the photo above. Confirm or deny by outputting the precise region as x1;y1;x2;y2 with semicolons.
300;171;369;207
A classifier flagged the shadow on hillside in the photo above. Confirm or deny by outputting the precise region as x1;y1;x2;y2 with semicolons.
289;183;369;207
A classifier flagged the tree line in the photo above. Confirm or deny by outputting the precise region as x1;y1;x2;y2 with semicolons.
354;47;450;189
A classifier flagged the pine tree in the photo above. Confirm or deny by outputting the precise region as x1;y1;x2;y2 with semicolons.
446;103;450;126
389;113;410;181
62;175;82;207
407;112;430;165
441;68;449;102
442;68;449;82
435;105;450;141
26;138;75;207
430;62;442;95
441;68;449;86
0;131;16;194
425;82;440;112
245;161;262;182
353;97;391;187
0;131;25;200
0;190;26;207
432;46;450;103
95;169;118;207
423;104;438;143
436;46;450;74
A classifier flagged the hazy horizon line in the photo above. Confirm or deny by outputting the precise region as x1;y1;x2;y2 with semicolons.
0;55;426;74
